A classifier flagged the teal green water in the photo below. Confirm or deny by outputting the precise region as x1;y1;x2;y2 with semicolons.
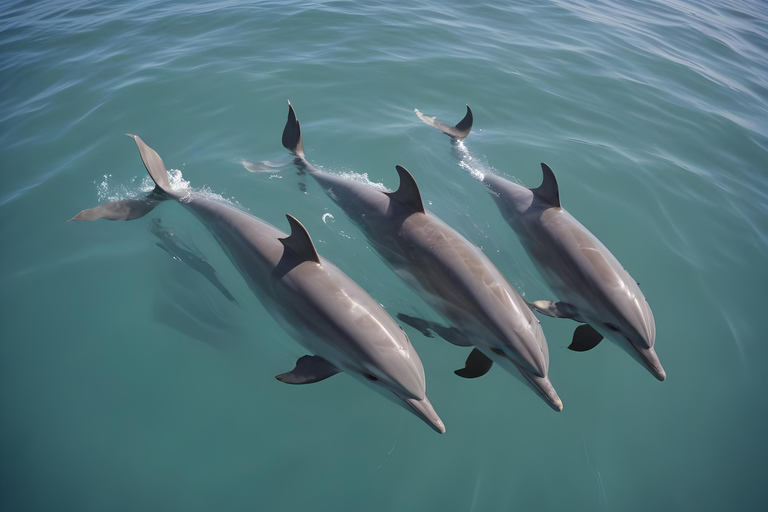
2;0;768;510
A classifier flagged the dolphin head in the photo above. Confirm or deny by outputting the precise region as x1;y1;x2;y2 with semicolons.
480;319;563;412
599;289;665;381
488;348;564;412
343;326;446;434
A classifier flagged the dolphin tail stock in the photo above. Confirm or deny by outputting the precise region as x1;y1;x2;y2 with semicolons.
69;134;175;222
414;105;473;141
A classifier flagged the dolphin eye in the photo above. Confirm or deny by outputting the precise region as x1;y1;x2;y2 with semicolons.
364;373;378;382
606;323;619;332
491;348;505;356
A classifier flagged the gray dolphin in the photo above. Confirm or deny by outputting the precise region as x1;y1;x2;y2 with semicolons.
281;102;562;411
69;134;445;433
416;106;664;381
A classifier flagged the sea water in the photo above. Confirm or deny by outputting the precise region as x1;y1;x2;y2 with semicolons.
1;1;767;510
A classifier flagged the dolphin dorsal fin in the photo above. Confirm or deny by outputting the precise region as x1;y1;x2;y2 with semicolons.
386;165;425;213
281;100;305;159
531;163;561;208
279;214;320;263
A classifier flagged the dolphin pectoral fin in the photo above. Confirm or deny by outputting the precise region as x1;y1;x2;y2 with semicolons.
68;196;164;221
396;314;473;347
454;348;493;379
275;355;341;384
414;105;473;141
396;314;435;338
431;325;473;347
568;324;604;352
528;300;583;322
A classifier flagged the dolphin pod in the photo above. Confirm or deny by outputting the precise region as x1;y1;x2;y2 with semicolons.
70;134;446;434
281;101;563;412
415;106;664;381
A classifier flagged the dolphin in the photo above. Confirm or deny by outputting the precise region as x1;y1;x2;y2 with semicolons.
281;102;562;411
416;106;664;381
69;134;446;433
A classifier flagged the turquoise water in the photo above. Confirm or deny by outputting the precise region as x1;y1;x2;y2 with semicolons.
2;0;768;510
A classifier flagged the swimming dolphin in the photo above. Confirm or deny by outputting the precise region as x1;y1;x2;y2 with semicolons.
69;134;446;433
416;106;664;381
281;102;562;411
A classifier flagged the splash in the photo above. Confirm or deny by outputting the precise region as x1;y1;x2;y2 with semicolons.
454;140;490;182
96;169;244;210
333;168;388;192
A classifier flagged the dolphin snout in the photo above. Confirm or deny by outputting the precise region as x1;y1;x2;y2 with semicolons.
635;345;666;382
406;397;446;434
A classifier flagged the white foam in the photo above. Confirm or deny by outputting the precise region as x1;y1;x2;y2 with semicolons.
97;169;244;210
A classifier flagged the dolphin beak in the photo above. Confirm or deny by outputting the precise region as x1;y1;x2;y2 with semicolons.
505;358;564;412
537;378;563;412
406;397;446;434
635;345;666;381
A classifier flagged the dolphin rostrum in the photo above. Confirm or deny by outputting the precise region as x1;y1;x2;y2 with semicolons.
70;134;445;433
416;106;664;381
281;102;562;411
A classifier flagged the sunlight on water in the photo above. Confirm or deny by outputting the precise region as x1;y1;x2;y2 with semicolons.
2;0;767;511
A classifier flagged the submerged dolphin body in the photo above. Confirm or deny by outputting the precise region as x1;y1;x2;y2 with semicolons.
281;102;562;412
70;135;445;433
416;107;664;381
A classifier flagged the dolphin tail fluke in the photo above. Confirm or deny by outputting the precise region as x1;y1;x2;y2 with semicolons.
126;134;173;194
414;105;473;140
282;100;305;159
69;135;175;222
68;195;165;221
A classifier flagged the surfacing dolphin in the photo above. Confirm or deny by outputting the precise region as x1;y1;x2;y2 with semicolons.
281;101;562;412
416;106;664;381
69;134;445;433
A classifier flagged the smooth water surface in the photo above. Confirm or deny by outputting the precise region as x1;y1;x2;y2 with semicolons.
2;1;767;510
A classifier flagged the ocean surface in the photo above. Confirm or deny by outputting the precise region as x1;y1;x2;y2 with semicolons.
2;0;767;510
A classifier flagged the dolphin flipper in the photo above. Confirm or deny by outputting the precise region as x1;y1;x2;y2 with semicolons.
276;355;341;384
397;313;473;347
528;300;584;322
455;348;493;378
415;105;473;141
568;325;604;352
